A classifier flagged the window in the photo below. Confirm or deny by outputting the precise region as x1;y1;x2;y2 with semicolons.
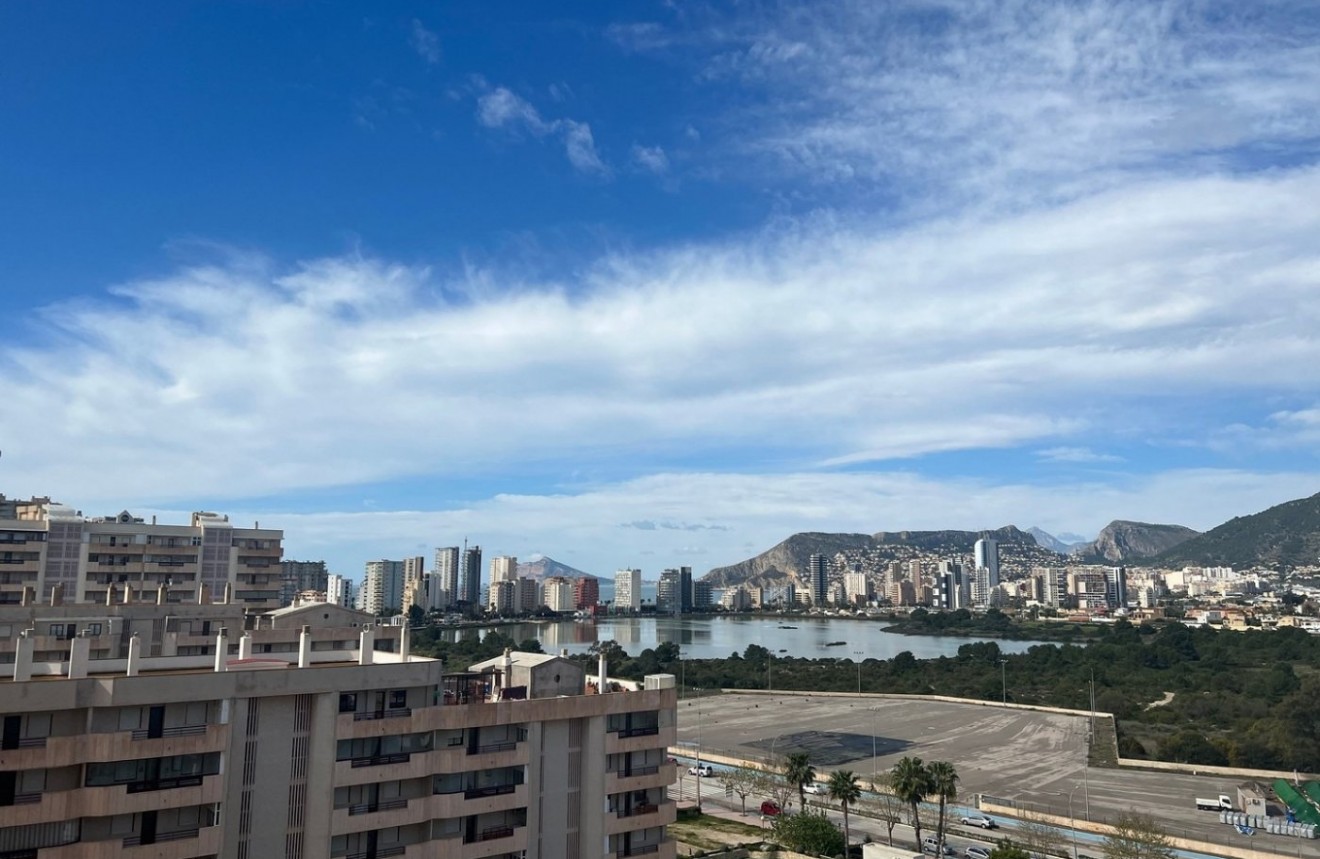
87;623;103;636
389;690;407;710
339;693;358;713
48;624;64;639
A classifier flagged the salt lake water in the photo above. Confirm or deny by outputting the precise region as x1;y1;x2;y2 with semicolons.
431;614;1055;661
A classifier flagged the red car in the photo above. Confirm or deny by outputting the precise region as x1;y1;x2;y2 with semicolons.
760;800;783;817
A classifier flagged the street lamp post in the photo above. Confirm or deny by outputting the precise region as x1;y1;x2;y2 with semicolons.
1067;784;1081;859
695;688;703;813
854;650;864;694
999;658;1007;704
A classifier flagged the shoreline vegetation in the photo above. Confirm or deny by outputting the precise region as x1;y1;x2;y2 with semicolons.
413;612;1320;773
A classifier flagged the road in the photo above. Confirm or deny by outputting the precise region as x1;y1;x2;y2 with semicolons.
674;693;1320;858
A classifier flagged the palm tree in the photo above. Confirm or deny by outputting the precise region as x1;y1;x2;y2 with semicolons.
827;769;863;853
783;751;817;810
890;756;932;849
928;760;959;852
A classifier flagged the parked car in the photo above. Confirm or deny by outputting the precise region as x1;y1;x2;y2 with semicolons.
923;837;958;857
965;847;991;859
760;800;783;816
803;783;827;795
688;764;713;777
960;814;998;829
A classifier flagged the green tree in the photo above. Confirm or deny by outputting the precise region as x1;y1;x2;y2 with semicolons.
771;809;846;856
724;765;758;815
407;604;425;626
1102;811;1176;859
784;752;817;810
827;769;863;852
988;838;1032;859
869;774;905;846
890;756;932;849
929;760;959;850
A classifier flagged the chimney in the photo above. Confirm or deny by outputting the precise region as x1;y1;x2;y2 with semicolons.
298;625;312;668
151;515;157;525
502;647;513;689
214;627;229;672
222;582;233;605
50;583;64;607
20;585;33;606
156;583;168;605
400;623;411;664
126;633;141;677
358;626;375;665
598;650;609;694
13;629;34;682
105;583;116;606
238;632;253;660
198;583;211;605
67;630;91;680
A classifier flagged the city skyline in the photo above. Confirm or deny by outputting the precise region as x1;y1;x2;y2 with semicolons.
3;4;1320;578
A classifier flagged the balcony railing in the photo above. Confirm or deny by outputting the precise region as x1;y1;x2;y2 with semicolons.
131;724;208;740
617;846;660;857
463;783;519;800
468;740;516;755
616;765;659;778
473;825;515;843
353;708;412;721
123;828;200;847
11;792;42;805
349;752;411;768
347;798;408;815
345;847;406;859
125;774;205;793
617;803;659;818
616;725;660;738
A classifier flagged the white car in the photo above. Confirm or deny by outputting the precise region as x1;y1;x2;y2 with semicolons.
803;783;827;796
688;764;713;777
966;847;991;859
960;814;997;829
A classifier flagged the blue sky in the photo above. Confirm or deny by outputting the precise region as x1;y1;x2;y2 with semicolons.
3;2;1320;580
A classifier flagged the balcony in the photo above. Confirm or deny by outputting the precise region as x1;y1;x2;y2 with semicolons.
606;723;677;755
610;762;676;793
345;847;406;859
40;826;222;859
459;825;527;859
431;784;527;820
353;708;413;722
349;752;411;769
331;797;425;836
607;799;677;836
0;775;224;825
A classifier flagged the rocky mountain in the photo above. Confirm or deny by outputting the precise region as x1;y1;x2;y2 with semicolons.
1140;491;1320;570
702;532;874;589
1027;526;1091;554
516;554;596;581
703;526;1060;589
1074;521;1199;563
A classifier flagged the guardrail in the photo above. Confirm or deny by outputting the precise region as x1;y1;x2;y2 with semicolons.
131;724;208;740
353;708;413;721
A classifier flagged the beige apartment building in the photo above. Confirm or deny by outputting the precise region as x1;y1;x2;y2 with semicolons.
0;599;678;859
0;496;283;609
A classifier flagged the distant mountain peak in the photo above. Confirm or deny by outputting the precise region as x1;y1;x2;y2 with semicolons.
1139;491;1320;569
1076;520;1199;563
516;555;596;580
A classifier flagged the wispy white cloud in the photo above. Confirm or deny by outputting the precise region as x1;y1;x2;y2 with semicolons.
631;144;669;174
475;86;610;176
409;19;441;64
158;467;1320;576
615;1;1320;209
1037;447;1124;464
4;165;1320;519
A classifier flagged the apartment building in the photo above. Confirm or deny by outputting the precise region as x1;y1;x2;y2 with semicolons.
1;601;679;859
0;500;283;610
614;569;642;612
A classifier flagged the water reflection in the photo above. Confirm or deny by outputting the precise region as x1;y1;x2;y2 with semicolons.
428;615;1054;661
